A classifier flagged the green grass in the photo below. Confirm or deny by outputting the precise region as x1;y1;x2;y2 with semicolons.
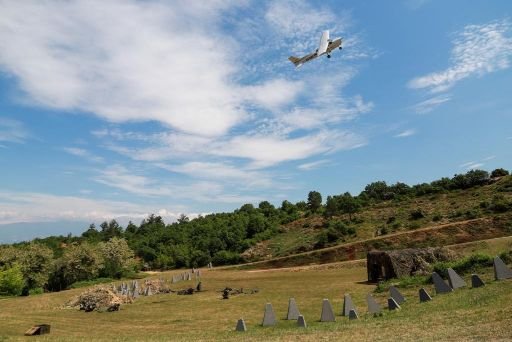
1;263;512;341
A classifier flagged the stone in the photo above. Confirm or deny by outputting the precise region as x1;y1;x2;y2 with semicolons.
262;303;277;326
388;297;401;310
447;268;466;289
145;287;152;296
133;289;139;299
286;298;300;320
297;315;307;328
432;272;453;294
348;309;358;320
493;256;512;280
471;274;485;288
342;293;356;316
320;299;336;322
390;286;406;305
235;318;247;332
366;293;381;314
418;288;432;302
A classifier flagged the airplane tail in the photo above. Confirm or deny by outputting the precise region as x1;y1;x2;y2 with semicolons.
288;56;301;67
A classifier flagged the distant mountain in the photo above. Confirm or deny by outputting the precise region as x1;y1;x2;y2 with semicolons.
0;221;90;244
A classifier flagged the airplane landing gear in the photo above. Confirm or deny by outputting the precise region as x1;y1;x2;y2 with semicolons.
339;47;342;50
327;54;331;58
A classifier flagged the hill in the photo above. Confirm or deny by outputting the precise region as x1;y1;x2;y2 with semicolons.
241;174;512;265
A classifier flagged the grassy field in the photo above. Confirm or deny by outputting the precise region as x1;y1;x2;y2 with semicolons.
1;260;512;341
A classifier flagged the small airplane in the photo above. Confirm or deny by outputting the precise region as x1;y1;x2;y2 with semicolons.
288;30;342;67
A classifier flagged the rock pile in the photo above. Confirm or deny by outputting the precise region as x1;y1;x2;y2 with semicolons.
66;287;130;312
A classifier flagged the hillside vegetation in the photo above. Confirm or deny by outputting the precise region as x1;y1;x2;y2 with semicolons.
1;168;511;295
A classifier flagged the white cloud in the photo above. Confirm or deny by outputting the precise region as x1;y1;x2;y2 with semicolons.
265;0;336;39
0;190;187;225
0;118;28;143
298;159;329;171
212;130;365;169
95;164;262;203
157;161;273;188
409;20;512;93
63;147;104;163
0;1;268;137
394;129;416;138
412;94;452;114
241;79;304;111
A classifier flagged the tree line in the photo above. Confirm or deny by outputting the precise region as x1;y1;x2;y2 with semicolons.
0;168;509;296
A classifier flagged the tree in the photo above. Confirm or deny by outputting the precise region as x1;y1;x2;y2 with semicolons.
307;191;322;213
239;203;255;213
18;243;53;290
491;168;509;178
0;264;25;296
125;221;138;234
61;243;103;285
82;223;101;241
177;214;190;224
98;237;137;278
258;201;276;218
295;201;308;211
324;196;339;218
338;192;360;220
100;219;123;241
363;181;389;201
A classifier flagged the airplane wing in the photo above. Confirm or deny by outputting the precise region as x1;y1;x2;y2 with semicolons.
288;52;317;67
317;30;329;56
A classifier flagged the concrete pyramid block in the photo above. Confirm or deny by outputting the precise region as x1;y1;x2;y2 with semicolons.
432;272;453;294
390;286;406;305
418;288;432;302
348;309;358;320
235;318;247;332
471;274;485;288
447;268;466;289
342;293;356;316
320;299;336;322
387;297;401;310
286;298;300;320
297;315;307;328
262;303;277;326
493;256;512;280
366;293;382;314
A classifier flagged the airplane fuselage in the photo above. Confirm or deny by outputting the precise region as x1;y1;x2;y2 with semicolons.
288;31;343;67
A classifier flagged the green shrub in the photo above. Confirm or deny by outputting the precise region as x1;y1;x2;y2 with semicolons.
69;277;114;289
212;250;241;266
28;287;44;295
499;251;512;264
0;264;25;296
490;194;511;213
433;253;493;278
374;275;428;293
409;208;425;220
432;213;443;222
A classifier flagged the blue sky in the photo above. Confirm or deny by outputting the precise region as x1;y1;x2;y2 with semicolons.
0;0;511;236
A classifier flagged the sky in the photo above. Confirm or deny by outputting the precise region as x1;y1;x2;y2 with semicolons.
0;0;511;240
